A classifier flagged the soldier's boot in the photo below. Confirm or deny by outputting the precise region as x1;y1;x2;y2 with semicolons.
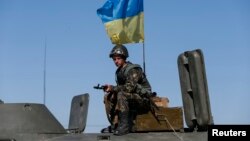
113;111;129;136
101;125;116;133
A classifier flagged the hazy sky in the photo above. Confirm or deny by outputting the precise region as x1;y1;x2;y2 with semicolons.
1;0;249;133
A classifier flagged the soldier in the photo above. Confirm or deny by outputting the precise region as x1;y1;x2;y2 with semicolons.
101;44;152;136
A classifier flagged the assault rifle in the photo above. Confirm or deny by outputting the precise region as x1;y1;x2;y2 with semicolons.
93;84;107;90
93;84;159;111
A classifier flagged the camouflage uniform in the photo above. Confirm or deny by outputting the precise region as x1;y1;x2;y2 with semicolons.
104;61;152;131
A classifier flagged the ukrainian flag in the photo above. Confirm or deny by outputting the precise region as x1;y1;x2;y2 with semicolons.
97;0;144;45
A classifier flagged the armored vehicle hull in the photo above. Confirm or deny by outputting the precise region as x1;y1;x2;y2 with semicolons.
0;49;212;141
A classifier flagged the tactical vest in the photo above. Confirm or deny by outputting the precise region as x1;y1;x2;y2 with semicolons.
115;62;151;91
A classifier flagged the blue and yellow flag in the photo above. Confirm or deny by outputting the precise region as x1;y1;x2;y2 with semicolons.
97;0;144;44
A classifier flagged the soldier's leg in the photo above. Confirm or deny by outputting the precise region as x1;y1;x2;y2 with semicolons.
101;93;118;133
113;91;130;136
128;94;145;132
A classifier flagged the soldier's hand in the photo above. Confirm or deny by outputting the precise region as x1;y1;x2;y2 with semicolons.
104;84;113;92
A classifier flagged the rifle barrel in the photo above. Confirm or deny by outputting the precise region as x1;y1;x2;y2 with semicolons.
93;84;106;90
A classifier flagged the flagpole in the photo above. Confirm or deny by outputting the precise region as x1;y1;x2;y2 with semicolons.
143;42;146;75
43;37;47;105
142;0;146;75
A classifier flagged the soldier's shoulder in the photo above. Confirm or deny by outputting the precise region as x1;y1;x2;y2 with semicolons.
125;63;142;75
126;62;141;70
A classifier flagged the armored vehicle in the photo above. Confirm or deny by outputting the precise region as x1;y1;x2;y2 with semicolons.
0;49;213;141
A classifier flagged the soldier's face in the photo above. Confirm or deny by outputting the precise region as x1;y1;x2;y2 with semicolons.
112;56;125;68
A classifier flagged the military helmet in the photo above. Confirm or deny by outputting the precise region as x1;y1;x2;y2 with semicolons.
109;44;129;58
